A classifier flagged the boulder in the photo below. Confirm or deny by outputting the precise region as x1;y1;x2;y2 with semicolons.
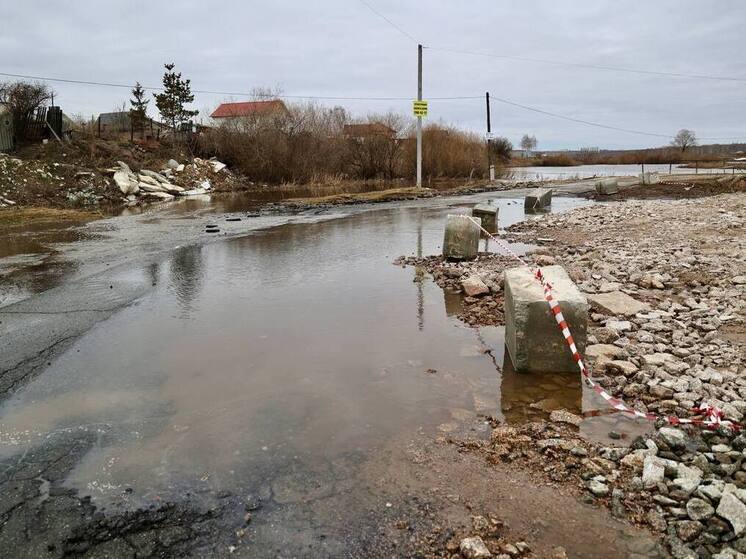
141;191;175;201
504;265;588;373
137;181;167;193
443;215;481;261
587;291;649;316
167;159;179;170
642;456;665;488
585;344;623;359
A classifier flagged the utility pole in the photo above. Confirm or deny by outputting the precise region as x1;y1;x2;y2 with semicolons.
486;91;494;181
416;44;423;188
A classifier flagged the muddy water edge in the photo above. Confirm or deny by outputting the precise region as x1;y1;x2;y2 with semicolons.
0;192;661;558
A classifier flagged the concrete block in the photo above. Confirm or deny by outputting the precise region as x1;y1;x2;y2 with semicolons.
524;188;553;211
443;215;480;261
471;203;498;233
504;265;589;373
640;172;660;185
595;178;619;195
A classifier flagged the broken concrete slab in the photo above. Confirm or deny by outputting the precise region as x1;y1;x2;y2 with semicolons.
471;203;498;233
524;189;553;211
443;215;481;261
595;178;619;195
587;291;649;316
504;265;588;373
461;276;489;297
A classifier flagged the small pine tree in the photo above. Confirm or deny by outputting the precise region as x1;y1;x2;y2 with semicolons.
129;82;149;135
154;63;198;132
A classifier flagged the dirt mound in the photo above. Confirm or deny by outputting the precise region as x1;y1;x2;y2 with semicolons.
607;175;746;200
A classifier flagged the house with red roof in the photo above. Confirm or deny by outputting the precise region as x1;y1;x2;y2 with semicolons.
210;100;288;121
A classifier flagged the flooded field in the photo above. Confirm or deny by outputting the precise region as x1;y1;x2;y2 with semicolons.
510;163;746;181
0;195;655;556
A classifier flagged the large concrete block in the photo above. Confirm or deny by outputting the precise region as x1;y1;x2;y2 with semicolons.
524;189;553;211
595;178;619;195
443;215;481;261
504;265;589;373
472;203;498;234
640;172;660;185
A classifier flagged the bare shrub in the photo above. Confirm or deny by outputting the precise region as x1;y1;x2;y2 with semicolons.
0;81;54;143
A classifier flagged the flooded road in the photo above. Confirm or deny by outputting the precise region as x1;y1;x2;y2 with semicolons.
0;194;658;557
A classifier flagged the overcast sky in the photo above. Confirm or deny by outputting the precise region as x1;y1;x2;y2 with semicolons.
3;0;744;150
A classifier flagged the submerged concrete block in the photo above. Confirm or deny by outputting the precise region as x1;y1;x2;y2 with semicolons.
472;203;498;233
595;178;619;195
524;189;553;211
504;265;588;373
443;215;481;261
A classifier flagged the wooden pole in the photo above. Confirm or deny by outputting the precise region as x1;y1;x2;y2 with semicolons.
416;44;422;188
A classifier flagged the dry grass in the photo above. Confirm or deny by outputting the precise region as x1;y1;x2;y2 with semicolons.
0;206;101;232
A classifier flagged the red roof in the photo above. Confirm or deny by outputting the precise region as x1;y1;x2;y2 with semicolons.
210;100;287;118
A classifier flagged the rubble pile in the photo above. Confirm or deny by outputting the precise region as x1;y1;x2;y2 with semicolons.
395;193;744;556
109;157;238;203
0;153;117;207
394;254;514;326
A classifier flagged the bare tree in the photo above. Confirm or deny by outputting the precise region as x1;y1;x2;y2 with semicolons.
671;129;697;152
520;134;537;156
0;80;53;142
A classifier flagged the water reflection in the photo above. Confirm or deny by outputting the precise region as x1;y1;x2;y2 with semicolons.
168;246;205;316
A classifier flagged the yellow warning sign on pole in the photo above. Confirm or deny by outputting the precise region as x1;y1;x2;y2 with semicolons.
413;100;428;117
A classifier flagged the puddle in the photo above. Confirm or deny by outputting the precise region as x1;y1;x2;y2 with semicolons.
0;194;653;552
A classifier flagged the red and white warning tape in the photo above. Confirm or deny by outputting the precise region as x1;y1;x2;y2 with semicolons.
456;214;737;431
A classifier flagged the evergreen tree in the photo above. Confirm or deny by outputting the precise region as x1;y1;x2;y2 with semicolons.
154;63;198;131
129;81;149;135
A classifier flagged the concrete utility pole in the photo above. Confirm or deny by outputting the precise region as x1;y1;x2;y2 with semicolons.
486;91;494;181
416;43;423;188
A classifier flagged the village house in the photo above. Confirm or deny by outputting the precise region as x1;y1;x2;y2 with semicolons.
343;122;396;141
210;100;288;122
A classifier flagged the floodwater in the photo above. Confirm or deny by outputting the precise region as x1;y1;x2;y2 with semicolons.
0;195;650;554
510;162;746;181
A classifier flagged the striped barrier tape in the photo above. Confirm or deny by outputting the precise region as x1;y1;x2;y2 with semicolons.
456;214;737;431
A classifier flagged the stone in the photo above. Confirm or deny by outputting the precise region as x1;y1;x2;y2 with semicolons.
524;188;553;211
643;456;665;488
504;265;588;373
460;536;492;558
606;320;632;332
718;492;746;535
687;497;715;521
587;291;649;316
549;409;583;427
643;353;675;367
443;215;481;261
659;427;688;449
167;159;179;169
472;203;498;233
585;344;623;359
587;479;609;497
595;178;619;195
462;276;490;297
113;170;138;195
140;169;170;183
676;520;703;542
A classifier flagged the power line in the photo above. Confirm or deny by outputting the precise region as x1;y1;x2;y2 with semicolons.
2;71;742;141
489;94;744;141
352;2;745;83
0;71;476;101
356;0;419;43
428;47;746;83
